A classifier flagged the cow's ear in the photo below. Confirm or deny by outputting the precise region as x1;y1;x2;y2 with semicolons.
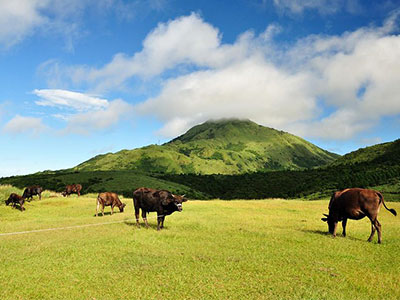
321;217;328;222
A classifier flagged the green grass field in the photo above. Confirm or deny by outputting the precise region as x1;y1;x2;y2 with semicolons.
0;190;399;299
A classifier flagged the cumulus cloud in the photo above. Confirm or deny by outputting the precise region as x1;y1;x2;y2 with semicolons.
34;89;108;111
140;13;400;139
65;12;257;91
62;99;133;135
42;12;400;141
136;56;316;137
3;115;47;135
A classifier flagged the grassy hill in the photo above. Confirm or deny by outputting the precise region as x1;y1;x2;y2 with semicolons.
1;137;399;201
330;139;400;166
74;119;339;174
160;139;400;200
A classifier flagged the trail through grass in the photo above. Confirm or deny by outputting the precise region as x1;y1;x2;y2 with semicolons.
0;194;399;299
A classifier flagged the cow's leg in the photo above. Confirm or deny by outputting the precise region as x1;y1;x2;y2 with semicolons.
111;204;114;215
367;219;376;242
342;218;347;237
135;208;140;228
157;214;163;231
142;211;149;228
374;219;382;244
96;200;100;217
39;193;41;200
101;203;105;216
160;216;165;229
332;222;338;237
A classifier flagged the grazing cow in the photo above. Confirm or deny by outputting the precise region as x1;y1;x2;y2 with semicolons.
96;192;126;216
321;188;397;243
22;185;43;201
133;187;188;230
62;184;82;197
5;193;25;211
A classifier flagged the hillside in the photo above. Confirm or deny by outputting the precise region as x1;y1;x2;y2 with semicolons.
329;139;400;166
1;138;399;201
74;119;339;174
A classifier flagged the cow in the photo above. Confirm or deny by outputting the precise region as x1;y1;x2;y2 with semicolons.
96;192;126;216
133;187;188;230
62;184;82;197
321;188;397;243
5;193;25;211
22;185;43;201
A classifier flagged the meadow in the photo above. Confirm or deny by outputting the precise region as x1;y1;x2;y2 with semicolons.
0;187;399;299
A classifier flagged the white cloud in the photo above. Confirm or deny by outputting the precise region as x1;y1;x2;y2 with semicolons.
136;13;400;140
34;89;109;111
3;115;47;135
0;0;164;50
62;99;133;135
0;0;48;48
66;12;257;91
43;12;400;141
136;56;316;137
272;0;363;15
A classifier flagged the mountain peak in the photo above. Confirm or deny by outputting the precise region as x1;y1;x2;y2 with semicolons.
75;119;340;174
168;118;267;144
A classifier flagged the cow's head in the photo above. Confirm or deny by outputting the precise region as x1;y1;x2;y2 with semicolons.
171;194;188;212
119;203;126;212
5;197;11;206
61;191;67;197
160;192;187;211
321;213;335;234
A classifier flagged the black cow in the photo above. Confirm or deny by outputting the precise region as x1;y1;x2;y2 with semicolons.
133;187;187;230
6;193;25;211
62;184;82;197
322;188;397;243
22;185;43;201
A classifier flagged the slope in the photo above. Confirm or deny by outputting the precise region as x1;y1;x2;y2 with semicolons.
74;119;339;174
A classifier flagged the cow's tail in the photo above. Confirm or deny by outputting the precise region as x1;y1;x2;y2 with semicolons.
378;192;397;216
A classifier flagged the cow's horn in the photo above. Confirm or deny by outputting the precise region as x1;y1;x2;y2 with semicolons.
182;194;186;197
323;213;329;217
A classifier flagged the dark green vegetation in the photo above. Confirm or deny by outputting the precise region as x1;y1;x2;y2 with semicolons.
160;139;400;200
1;120;399;200
0;195;399;300
74;119;339;174
0;170;205;201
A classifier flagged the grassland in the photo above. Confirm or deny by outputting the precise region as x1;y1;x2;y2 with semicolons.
0;188;399;299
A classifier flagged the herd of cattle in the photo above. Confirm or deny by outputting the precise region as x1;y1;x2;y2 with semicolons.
3;184;397;241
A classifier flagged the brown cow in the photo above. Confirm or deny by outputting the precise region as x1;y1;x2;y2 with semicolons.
133;187;188;230
6;193;25;211
321;188;397;243
96;192;126;216
62;184;82;197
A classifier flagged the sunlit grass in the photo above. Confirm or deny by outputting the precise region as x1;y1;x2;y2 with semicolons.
0;192;399;299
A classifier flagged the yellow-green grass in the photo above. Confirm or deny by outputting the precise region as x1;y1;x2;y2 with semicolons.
0;193;399;299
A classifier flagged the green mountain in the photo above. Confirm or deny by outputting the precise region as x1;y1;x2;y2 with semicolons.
74;119;339;174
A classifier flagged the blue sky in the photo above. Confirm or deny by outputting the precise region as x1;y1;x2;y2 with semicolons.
1;0;400;177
